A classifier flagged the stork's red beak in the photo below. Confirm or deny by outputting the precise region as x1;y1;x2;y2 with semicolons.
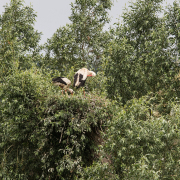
87;75;92;77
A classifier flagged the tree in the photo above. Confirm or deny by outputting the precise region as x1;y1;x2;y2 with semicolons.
104;0;179;104
165;1;180;63
43;0;113;75
0;0;42;80
43;24;78;75
69;0;112;70
103;96;180;179
0;69;113;179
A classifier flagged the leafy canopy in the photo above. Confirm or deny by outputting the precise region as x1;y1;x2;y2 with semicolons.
0;0;41;79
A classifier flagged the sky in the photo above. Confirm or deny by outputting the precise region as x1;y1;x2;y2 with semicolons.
0;0;174;44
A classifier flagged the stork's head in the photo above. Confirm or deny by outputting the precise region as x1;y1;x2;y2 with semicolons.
68;88;74;95
87;71;96;77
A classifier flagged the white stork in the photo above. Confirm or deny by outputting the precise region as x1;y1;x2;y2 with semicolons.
74;68;96;96
52;77;73;95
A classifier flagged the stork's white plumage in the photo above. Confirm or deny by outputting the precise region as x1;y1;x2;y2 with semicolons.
52;77;73;95
73;68;96;96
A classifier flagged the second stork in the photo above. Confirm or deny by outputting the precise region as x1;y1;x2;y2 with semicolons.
74;68;96;96
52;77;74;95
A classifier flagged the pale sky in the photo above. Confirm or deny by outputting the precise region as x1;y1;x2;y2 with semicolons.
0;0;174;44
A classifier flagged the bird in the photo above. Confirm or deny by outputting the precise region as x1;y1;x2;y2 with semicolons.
73;68;96;96
52;77;73;95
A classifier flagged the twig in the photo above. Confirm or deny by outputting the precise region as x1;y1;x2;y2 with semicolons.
59;122;65;143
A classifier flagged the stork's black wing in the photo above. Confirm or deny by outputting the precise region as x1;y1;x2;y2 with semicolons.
78;74;86;87
52;77;67;85
74;73;87;88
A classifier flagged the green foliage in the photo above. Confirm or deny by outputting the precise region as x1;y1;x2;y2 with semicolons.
43;24;78;74
104;0;179;104
103;96;180;179
0;0;42;79
0;70;113;179
69;0;112;69
103;34;135;103
84;71;107;96
165;1;180;62
79;162;119;180
0;69;51;179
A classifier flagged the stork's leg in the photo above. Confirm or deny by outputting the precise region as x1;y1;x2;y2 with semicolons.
65;89;67;95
